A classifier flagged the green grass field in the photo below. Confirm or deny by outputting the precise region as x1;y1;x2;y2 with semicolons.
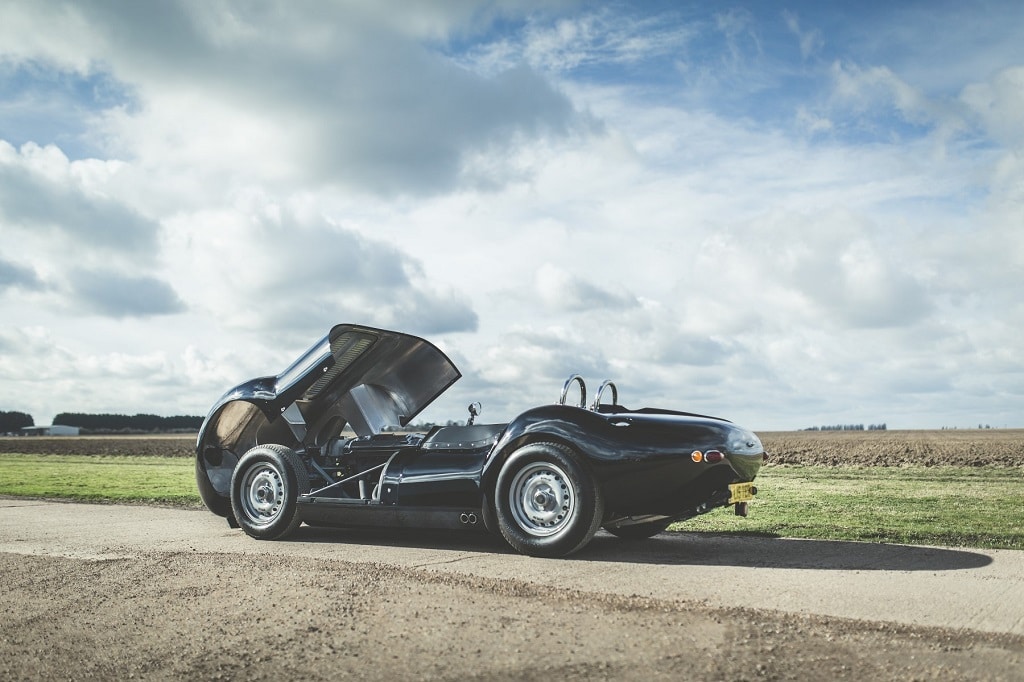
679;465;1024;549
0;454;198;506
1;454;1021;549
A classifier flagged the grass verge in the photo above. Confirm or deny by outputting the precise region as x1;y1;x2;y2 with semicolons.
1;455;1021;549
678;464;1024;549
0;454;198;506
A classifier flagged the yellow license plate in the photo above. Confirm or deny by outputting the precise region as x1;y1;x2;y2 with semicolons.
728;482;755;503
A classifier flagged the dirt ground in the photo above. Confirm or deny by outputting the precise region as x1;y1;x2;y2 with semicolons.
2;549;1022;681
2;430;1022;680
761;429;1024;467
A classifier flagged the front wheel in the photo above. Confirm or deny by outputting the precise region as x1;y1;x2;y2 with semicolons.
494;442;603;557
230;444;309;540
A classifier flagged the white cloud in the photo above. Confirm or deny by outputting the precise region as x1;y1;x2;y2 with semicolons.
64;269;185;318
830;61;942;127
1;1;587;196
961;66;1024;150
535;263;638;313
782;10;823;60
0;141;158;255
463;8;696;75
1;1;1022;430
0;257;43;292
161;199;477;342
696;210;934;331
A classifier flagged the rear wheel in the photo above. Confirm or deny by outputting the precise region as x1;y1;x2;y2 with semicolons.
494;442;603;557
230;444;309;540
604;519;672;540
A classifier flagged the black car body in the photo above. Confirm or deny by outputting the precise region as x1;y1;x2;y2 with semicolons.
196;323;765;557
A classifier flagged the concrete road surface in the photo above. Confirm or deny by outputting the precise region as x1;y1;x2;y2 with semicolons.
2;498;1021;636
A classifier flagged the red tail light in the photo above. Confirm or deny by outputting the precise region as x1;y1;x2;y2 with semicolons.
704;449;724;463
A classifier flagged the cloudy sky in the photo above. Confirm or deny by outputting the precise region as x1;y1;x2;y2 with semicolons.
1;0;1021;431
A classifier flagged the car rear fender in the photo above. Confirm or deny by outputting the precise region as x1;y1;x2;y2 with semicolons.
480;406;604;495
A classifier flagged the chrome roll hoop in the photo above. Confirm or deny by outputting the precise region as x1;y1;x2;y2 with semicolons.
590;380;618;411
558;374;587;408
558;375;619;411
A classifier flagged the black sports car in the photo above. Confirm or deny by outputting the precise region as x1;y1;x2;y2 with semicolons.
196;323;765;557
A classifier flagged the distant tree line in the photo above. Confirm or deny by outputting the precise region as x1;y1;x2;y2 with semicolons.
53;413;204;433
0;410;35;433
941;425;995;430
405;420;460;431
802;423;887;432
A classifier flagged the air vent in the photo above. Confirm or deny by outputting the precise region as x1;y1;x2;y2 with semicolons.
303;332;375;399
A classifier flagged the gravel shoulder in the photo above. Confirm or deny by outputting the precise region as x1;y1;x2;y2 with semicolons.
2;500;1022;680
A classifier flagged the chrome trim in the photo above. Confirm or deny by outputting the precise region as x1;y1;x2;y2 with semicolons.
590;380;618;411
558;374;587;408
508;461;576;537
238;462;286;527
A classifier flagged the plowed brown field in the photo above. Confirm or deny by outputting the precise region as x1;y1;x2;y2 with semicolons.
0;435;195;457
761;429;1024;467
2;429;1023;466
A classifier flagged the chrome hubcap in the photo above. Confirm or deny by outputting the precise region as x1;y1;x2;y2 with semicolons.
240;463;285;526
509;462;575;537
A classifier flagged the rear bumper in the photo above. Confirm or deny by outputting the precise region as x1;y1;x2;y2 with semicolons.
643;464;755;521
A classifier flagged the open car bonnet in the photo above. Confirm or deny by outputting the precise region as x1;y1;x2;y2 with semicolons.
198;324;461;455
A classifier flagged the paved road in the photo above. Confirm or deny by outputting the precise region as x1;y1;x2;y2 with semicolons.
2;499;1022;636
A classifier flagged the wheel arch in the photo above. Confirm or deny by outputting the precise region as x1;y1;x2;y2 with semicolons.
480;409;606;518
195;398;297;517
482;431;591;499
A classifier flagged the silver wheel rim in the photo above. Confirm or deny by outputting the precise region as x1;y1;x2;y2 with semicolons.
508;461;575;537
240;462;286;527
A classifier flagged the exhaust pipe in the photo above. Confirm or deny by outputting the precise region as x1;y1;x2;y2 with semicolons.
459;512;478;525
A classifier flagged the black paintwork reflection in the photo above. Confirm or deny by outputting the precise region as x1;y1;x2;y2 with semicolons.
196;324;766;532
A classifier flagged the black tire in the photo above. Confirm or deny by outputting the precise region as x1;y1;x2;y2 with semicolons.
494;442;604;558
480;489;500;536
230;444;309;540
604;519;672;540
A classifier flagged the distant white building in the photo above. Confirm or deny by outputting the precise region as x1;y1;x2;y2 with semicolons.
20;425;81;436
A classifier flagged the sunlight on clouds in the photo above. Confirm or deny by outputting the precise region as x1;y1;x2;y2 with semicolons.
1;1;1022;428
795;106;833;134
827;60;973;144
478;325;610;388
464;8;696;75
961;66;1024;149
162;197;477;341
0;2;97;72
182;344;257;395
690;210;933;332
0;141;158;257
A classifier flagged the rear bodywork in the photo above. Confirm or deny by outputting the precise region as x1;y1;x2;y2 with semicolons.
196;323;764;538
